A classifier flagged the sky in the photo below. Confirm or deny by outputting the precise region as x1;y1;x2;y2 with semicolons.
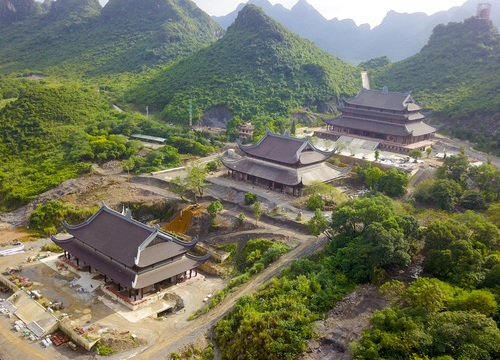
190;0;467;27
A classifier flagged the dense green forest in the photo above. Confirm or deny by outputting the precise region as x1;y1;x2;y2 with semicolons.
0;2;499;359
126;5;360;123
0;78;225;211
0;0;222;77
371;17;500;154
213;151;500;359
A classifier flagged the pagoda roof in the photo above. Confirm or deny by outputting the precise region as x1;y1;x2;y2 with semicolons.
51;233;209;289
221;152;348;186
327;116;437;137
343;88;423;112
337;106;425;122
238;130;334;165
58;204;197;268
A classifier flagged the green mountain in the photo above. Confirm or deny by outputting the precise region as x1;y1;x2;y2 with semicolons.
126;4;360;124
0;0;223;76
0;81;112;210
372;17;500;153
0;0;41;24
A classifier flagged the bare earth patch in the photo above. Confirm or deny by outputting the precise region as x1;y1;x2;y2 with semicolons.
301;284;388;360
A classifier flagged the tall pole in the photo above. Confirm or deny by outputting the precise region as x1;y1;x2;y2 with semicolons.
189;98;193;128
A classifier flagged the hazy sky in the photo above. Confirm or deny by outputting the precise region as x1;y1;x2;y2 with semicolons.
191;0;467;27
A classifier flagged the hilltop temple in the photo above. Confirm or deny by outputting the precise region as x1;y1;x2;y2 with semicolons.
220;130;350;196
316;88;437;152
51;204;210;301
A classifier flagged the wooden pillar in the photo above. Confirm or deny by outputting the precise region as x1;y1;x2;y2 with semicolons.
104;275;107;283
76;258;79;266
118;283;121;292
88;266;91;274
141;288;144;299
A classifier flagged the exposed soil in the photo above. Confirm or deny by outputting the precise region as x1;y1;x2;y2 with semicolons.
0;156;441;360
301;284;388;360
0;161;325;359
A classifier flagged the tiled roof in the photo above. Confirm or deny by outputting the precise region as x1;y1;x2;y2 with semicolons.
51;235;209;289
220;154;348;186
134;254;210;289
239;130;333;165
325;116;436;137
344;88;422;111
61;205;196;268
406;121;438;137
222;156;301;186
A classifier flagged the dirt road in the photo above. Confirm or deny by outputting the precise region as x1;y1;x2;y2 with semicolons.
136;233;328;360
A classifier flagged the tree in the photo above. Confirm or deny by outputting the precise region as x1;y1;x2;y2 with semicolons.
207;200;223;227
426;147;433;158
330;195;395;236
253;201;263;224
469;163;500;201
244;192;257;205
365;167;384;191
328;196;417;282
225;116;243;141
169;176;190;202
206;160;218;172
423;212;500;288
403;277;456;313
237;212;245;225
379;169;409;197
304;181;346;206
436;153;470;187
307;209;329;236
122;158;135;179
430;179;463;210
460;190;487;210
408;149;422;162
290;119;296;135
185;161;208;204
306;194;324;211
374;148;380;161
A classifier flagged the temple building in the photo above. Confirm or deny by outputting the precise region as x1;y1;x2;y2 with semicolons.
220;130;350;196
317;88;437;152
51;204;210;301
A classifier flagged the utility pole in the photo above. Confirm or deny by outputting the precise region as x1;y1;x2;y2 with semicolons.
189;98;193;128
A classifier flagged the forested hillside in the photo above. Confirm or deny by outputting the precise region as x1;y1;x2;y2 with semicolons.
126;4;360;125
0;80;111;210
214;155;500;359
0;0;223;76
372;17;500;154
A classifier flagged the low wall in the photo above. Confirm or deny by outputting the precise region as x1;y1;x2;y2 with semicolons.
59;320;99;351
0;273;20;292
332;154;412;174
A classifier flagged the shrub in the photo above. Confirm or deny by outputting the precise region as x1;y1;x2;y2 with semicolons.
41;243;63;252
206;160;218;172
306;194;324;211
244;192;257;205
237;212;245;224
